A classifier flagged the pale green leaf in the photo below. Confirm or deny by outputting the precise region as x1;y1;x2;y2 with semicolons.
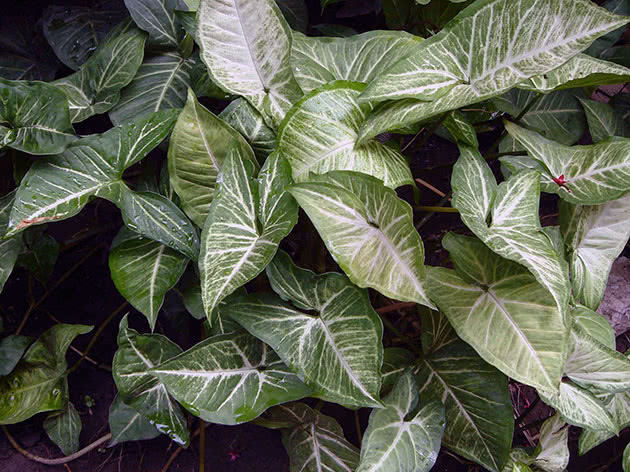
108;394;160;447
381;348;415;395
44;402;81;456
580;98;630;142
112;316;189;446
0;191;21;293
500;449;535;472
198;0;302;127
289;171;434;308
278;81;414;189
219;98;276;160
357;371;445;472
109;228;189;331
625;443;630;472
291;31;422;94
225;250;383;407
0;324;92;425
451;146;571;314
571;305;615;350
124;0;183;48
151;330;311;425
534;414;569;472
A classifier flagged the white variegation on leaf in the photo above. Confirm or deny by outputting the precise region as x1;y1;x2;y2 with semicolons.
381;348;415;396
278;81;414;189
291;31;422;94
357;371;445;472
451;146;571;314
559;195;630;309
112;316;189;446
108;394;160;447
571;305;615;350
124;0;183;49
288;171;434;308
533;414;569;472
219;98;276;160
150;331;311;425
580;98;630;142
197;0;302;127
506;121;630;205
356;0;629;142
43;402;81;456
225;250;383;408
429;234;568;393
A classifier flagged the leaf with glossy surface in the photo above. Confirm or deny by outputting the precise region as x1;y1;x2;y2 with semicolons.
44;402;81;456
198;0;302;127
289;171;434;308
112;316;189;446
0;335;32;376
452;146;571;313
151;330;311;425
219;98;276;160
357;371;444;472
226;251;383;407
580;98;630;142
278;81;414;189
108;394;160;446
124;0;183;48
0;324;92;425
0;191;21;293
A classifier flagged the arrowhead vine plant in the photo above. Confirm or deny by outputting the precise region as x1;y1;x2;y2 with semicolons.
2;0;630;470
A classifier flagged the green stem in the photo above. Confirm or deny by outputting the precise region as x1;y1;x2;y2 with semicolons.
354;411;363;444
415;206;459;213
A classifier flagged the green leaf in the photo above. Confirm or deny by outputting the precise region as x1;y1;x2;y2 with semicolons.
0;191;22;292
168;89;258;227
54;25;147;123
429;234;568;393
199;151;295;319
109;228;189;331
16;227;59;284
443;110;478;147
198;0;302;127
289;171;434;308
533;414;569;472
451;146;571;314
506;121;630;205
414;316;513;472
278;81;414;189
357;371;445;472
625;443;630;472
559;195;630;309
276;0;308;33
151;330;311;425
225;250;383;407
586;0;630;57
124;0;183;49
580;98;630;142
0;78;76;155
381;348;415;395
43;402;81;456
0;324;92;425
108;394;160;447
571;305;615;350
219;98;276;160
357;0;629;142
0;335;32;376
291;31;422;94
265;402;360;472
42;2;128;70
112;316;189;446
109;52;194;126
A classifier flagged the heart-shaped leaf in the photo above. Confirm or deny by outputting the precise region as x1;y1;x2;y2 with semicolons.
0;335;32;376
44;402;81;456
381;348;414;396
219;98;276;160
124;0;183;49
533;414;569;472
108;394;160;447
580;98;630;142
571;305;615;350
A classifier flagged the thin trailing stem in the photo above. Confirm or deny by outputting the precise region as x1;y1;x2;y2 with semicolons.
415;178;447;198
515;415;552;434
401;113;447;153
354;411;363;444
199;419;206;472
415;206;459;213
160;422;212;472
376;302;417;315
515;396;541;425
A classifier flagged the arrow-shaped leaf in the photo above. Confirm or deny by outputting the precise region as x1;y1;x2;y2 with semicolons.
43;402;81;456
219;98;276;160
580;98;630;142
124;0;183;49
571;305;615;350
108;394;160;447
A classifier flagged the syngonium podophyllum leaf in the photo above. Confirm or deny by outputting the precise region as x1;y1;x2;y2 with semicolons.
151;330;311;425
109;52;194;126
124;0;183;49
505;121;630;205
278;81;414;189
276;0;308;33
415;310;513;472
451;145;571;314
199;151;296;320
17;226;60;284
356;0;629;143
571;305;615;350
0;79;75;155
264;402;360;472
290;31;423;94
168;89;259;227
586;0;630;56
429;233;568;393
580;98;630;142
225;250;383;407
357;371;445;472
625;444;630;472
219;98;276;161
559;195;630;309
109;227;189;331
0;191;21;293
108;394;160;447
54;25;147;123
112;316;189;446
289;171;434;308
198;0;302;127
532;414;570;472
43;402;81;456
42;1;128;71
0;324;92;425
381;348;415;395
0;335;32;376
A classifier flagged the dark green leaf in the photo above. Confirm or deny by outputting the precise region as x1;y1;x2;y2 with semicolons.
43;402;81;456
108;394;160;446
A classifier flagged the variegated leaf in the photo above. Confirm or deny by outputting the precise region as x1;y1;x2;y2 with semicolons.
43;402;81;456
112;316;189;446
559;195;630;309
108;394;160;446
381;348;415;395
571;305;615;349
451;146;571;313
357;371;445;472
278;81;414;189
225;250;383;407
291;31;423;94
124;0;183;49
151;331;311;425
625;444;630;472
219;98;276;160
289;171;434;308
580;98;630;142
198;0;302;127
429;234;568;393
276;0;308;33
533;414;569;472
0;191;21;293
